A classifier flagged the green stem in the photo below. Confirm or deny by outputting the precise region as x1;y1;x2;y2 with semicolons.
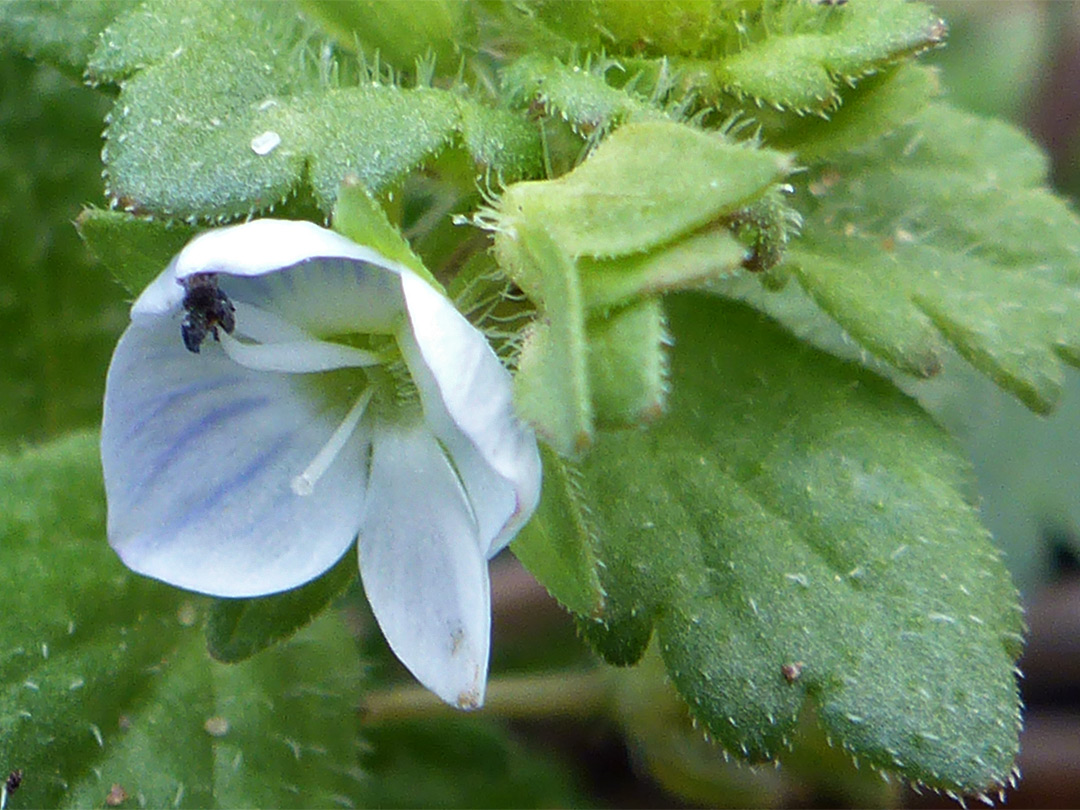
362;669;612;722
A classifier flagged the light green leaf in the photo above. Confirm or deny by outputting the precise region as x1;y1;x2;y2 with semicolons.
785;102;1080;412
0;433;365;808
86;0;537;222
710;0;944;112
520;294;1023;793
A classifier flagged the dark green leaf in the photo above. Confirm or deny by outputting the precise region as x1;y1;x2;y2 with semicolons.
519;294;1023;793
206;547;358;664
0;433;365;808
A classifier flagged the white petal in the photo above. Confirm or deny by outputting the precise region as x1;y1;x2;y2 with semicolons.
102;318;367;597
357;422;491;709
399;271;542;556
132;219;414;337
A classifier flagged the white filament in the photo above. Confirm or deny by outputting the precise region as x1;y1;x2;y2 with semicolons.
291;387;374;496
219;329;380;373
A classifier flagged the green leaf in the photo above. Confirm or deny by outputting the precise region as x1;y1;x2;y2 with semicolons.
77;208;197;296
0;0;133;74
766;63;942;162
0;433;365;808
785;102;1080;412
519;294;1023;793
86;0;536;222
206;548;359;664
710;0;944;112
501;53;663;134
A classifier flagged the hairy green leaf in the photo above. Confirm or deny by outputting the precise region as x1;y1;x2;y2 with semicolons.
518;294;1023;793
786;102;1080;412
86;0;539;222
0;433;365;808
502;53;663;134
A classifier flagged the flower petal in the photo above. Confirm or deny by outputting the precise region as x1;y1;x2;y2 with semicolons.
132;219;411;337
398;271;542;556
357;421;491;709
102;317;367;597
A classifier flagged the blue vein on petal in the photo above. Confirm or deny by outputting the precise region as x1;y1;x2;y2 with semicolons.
121;375;243;442
131;395;271;501
154;434;295;542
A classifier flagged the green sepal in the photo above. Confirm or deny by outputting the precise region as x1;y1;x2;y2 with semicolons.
331;179;438;286
495;121;791;452
205;547;359;664
512;226;592;455
577;228;746;311
76;208;197;296
510;445;604;617
587;299;669;428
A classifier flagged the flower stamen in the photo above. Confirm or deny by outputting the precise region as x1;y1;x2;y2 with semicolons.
291;386;374;496
219;329;381;373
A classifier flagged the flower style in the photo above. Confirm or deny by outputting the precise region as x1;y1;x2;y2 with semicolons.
101;219;541;708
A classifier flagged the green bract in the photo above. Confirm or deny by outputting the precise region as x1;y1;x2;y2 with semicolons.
494;120;793;454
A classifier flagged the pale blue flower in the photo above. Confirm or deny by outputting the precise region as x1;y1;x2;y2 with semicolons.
101;219;541;708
